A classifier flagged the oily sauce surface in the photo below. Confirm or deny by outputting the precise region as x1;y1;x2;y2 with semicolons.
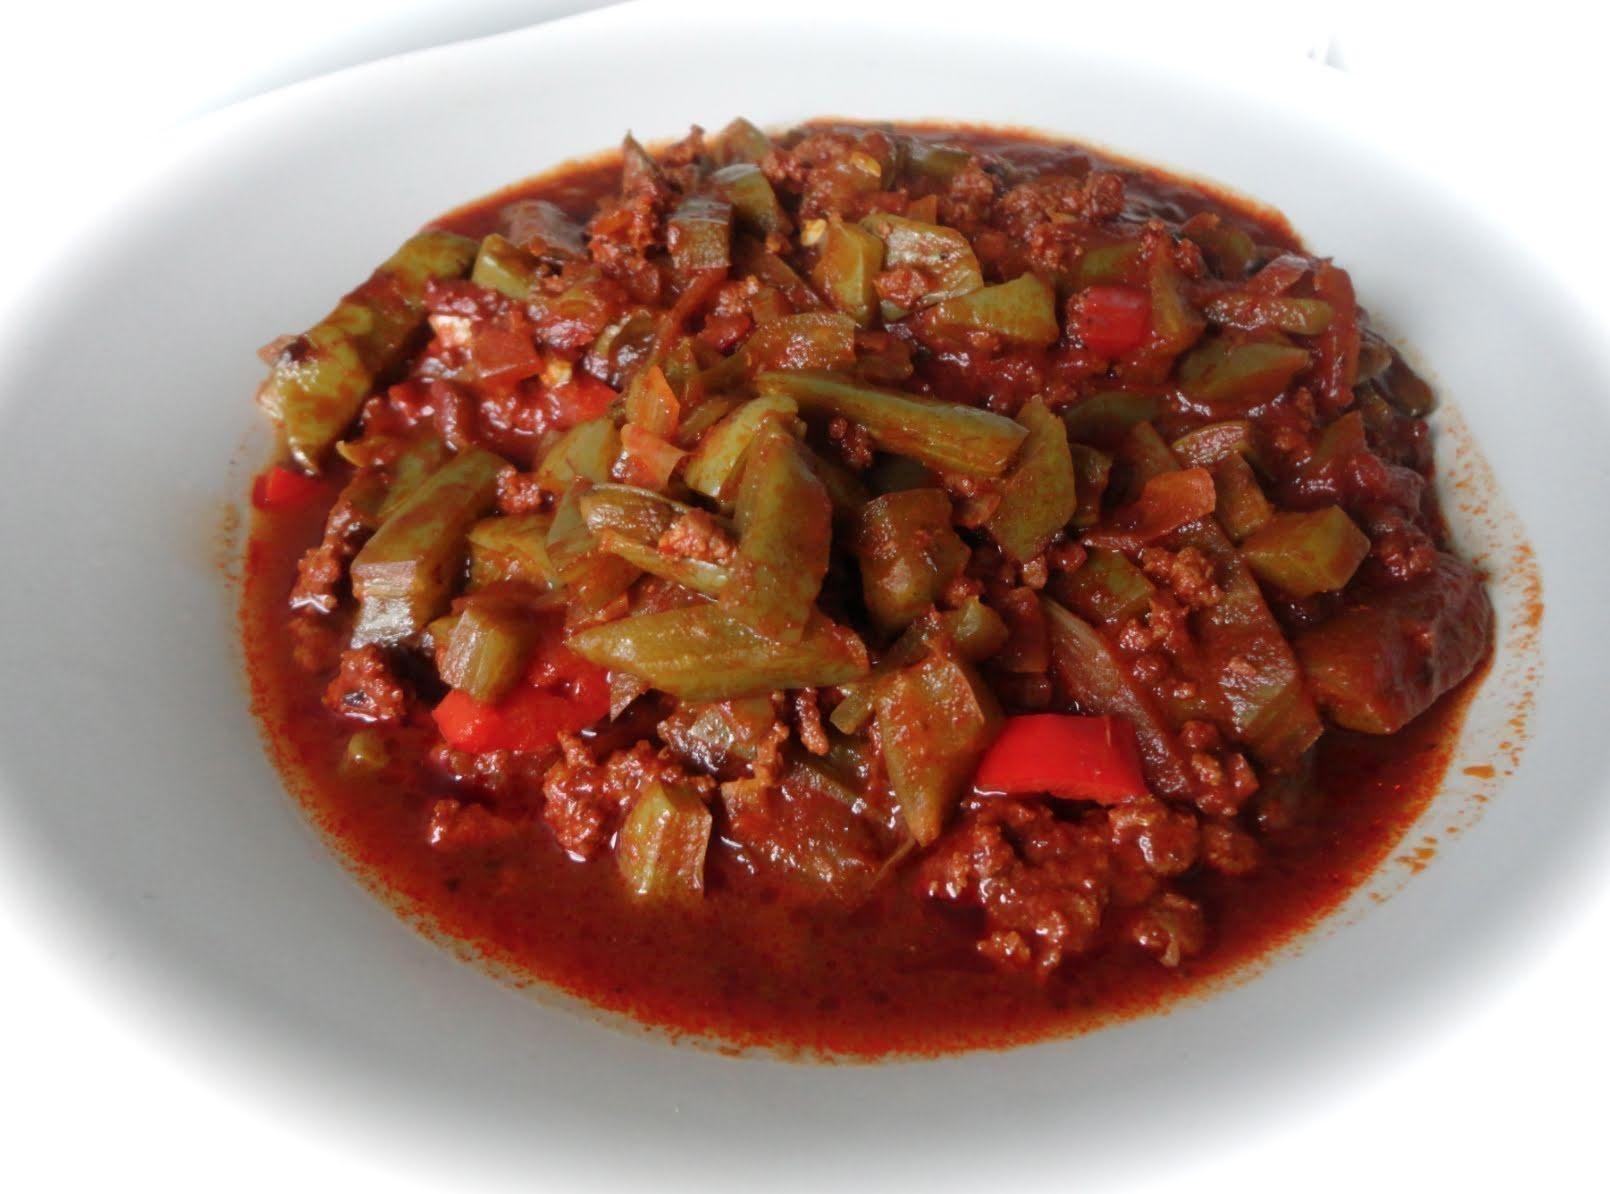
244;125;1484;1057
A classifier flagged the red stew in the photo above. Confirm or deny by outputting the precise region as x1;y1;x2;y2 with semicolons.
243;120;1492;1056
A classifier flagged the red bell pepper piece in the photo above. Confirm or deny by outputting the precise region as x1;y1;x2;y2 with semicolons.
1071;285;1151;357
973;713;1148;803
433;619;610;753
251;465;324;510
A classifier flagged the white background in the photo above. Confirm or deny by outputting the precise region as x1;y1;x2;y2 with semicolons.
1;1;1606;1189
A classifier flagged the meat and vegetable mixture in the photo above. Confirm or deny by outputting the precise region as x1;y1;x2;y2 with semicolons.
243;120;1493;1053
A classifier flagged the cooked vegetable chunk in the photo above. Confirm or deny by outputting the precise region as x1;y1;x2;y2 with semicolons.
567;604;869;700
722;421;833;639
350;448;506;644
470;233;539;300
875;652;1001;844
467;513;558;590
535;417;622;493
667;195;734;277
1173;519;1325;770
860;212;984;315
928;273;1060;346
986;398;1079;561
1211;454;1274;543
757;370;1027;477
1241;506;1370;596
974;715;1148;803
1180;339;1311;406
261;230;479;471
853;489;968;634
439;598;539;703
1296;554;1492;733
546;482;642;623
617;781;713;899
1055;547;1155;626
810;217;884;326
712;163;790;237
682;394;800;502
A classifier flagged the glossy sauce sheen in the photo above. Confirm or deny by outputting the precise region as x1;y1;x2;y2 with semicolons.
244;126;1484;1056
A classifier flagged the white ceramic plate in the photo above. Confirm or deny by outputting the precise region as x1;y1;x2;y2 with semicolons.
0;2;1605;1189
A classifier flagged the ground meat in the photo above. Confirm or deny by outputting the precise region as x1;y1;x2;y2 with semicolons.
657;508;736;563
1178;720;1221;752
287;615;343;673
940;572;985;606
1126;892;1206;967
1139;545;1223;610
826;416;875;470
872;266;932;313
289;476;381;614
1118;595;1194;661
656;126;707;181
586;147;672;299
291;543;345;615
920;800;1112;976
323;645;409;722
1201;821;1260;875
697;310;752;353
1018;555;1050;590
938;160;998;230
541;736;712;860
1192;750;1260;818
790;689;830;757
793;142;888;220
1046;540;1088;578
1363;507;1438;585
496;470;548;515
1107;800;1200;877
427;798;519;850
993;172;1128;273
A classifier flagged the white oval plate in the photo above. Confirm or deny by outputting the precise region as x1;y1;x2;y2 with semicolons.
0;2;1605;1190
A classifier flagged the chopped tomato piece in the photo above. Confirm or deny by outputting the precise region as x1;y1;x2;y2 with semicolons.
251;465;323;510
1071;285;1151;357
433;618;610;753
973;714;1148;803
550;374;617;427
468;326;545;383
